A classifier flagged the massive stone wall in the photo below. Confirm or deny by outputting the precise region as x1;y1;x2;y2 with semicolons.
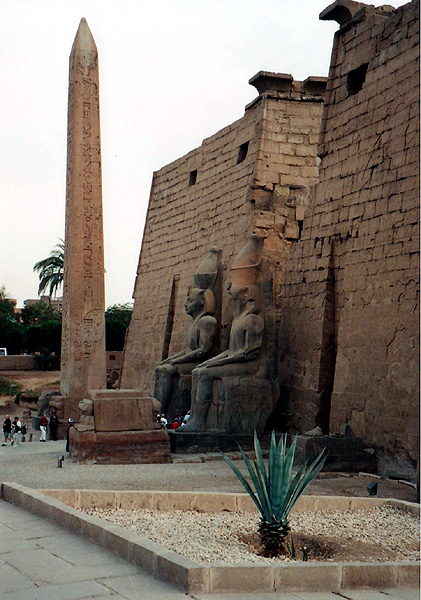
278;0;419;468
120;75;325;393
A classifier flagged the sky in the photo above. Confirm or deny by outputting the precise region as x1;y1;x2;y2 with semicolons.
0;0;407;308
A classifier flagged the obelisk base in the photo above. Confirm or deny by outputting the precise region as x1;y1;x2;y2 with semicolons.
49;396;83;439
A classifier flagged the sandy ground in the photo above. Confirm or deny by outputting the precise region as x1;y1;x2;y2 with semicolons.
0;427;417;502
0;370;60;394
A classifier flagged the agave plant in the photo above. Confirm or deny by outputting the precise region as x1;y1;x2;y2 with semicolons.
220;432;327;558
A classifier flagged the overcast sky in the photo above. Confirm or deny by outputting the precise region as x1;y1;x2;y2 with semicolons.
0;0;407;308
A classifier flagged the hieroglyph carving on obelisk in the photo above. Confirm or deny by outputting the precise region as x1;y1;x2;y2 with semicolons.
60;18;106;397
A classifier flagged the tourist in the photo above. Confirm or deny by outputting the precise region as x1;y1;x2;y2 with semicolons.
65;418;74;452
177;411;190;431
160;414;168;428
21;422;27;442
2;415;11;446
49;411;59;441
39;414;48;442
11;416;21;446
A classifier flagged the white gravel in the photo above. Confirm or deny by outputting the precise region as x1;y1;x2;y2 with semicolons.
82;505;420;564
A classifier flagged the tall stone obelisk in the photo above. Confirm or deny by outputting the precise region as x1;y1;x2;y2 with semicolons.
60;18;106;398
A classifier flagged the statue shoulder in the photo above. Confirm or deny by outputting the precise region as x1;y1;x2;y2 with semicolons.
199;314;217;329
245;312;264;332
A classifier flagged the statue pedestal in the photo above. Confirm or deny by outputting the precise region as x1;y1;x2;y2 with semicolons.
70;426;171;464
168;431;259;454
69;390;171;464
169;431;377;473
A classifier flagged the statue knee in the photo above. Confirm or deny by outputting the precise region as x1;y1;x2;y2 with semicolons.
156;363;175;375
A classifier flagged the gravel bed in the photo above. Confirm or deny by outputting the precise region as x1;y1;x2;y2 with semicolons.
83;506;420;564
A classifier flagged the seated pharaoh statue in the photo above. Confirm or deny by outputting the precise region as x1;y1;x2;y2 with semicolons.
153;247;222;419
184;235;274;434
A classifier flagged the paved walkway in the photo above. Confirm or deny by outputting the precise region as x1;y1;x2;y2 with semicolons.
0;500;418;600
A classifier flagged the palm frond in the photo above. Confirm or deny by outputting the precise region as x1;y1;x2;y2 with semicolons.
34;240;64;298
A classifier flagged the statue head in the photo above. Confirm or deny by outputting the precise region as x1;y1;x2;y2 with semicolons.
184;287;215;317
227;283;260;315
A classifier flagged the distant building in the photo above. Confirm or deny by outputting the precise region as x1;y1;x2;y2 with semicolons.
24;296;63;313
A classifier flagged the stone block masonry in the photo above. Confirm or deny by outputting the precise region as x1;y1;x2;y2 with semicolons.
120;73;326;394
279;0;419;472
121;0;419;475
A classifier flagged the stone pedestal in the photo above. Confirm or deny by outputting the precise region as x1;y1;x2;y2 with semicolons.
69;389;171;464
169;431;378;473
168;431;258;454
215;376;274;434
70;426;171;464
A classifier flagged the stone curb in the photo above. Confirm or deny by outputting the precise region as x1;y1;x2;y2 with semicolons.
1;483;419;594
37;489;421;516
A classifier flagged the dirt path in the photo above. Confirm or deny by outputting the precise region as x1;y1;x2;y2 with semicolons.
0;371;60;394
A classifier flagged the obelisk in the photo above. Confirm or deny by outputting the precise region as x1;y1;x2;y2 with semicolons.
60;18;106;398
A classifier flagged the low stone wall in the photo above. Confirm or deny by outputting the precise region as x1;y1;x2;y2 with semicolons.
1;483;418;594
38;488;420;516
0;355;35;371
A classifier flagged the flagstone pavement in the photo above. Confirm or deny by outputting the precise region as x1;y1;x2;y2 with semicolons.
0;499;417;600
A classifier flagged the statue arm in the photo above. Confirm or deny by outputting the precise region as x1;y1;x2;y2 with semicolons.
203;314;264;367
199;350;230;368
160;349;187;365
172;316;217;365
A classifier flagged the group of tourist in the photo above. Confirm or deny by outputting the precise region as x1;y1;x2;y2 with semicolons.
2;415;27;446
157;410;190;431
2;411;59;446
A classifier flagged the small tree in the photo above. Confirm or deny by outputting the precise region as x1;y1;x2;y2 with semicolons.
20;302;61;325
0;291;24;354
105;303;133;351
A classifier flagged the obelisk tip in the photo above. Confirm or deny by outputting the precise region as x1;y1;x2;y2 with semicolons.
72;17;97;53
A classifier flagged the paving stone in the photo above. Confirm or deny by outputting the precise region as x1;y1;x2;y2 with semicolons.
0;559;38;594
0;538;39;555
0;524;61;542
33;531;124;568
4;547;139;585
339;590;420;600
102;574;192;599
1;580;114;600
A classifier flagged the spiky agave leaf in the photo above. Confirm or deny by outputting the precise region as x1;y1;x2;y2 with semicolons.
280;448;327;521
237;444;272;520
219;451;265;518
220;432;327;558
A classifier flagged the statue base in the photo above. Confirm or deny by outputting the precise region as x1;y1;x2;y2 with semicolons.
68;389;171;464
169;431;377;473
70;425;171;464
168;431;258;454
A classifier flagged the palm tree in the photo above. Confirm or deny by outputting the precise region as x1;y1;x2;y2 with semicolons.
33;240;65;299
